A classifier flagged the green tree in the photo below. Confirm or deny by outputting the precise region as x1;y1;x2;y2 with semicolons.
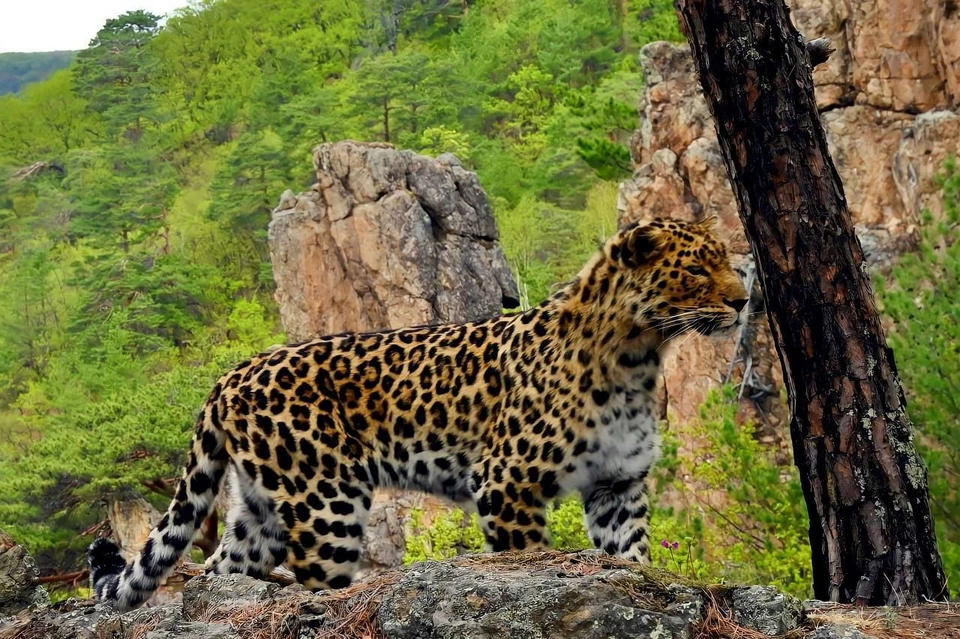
875;159;960;584
73;11;163;137
207;128;292;281
65;143;177;254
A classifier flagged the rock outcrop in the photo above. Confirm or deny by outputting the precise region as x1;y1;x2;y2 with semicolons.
268;141;520;575
0;531;48;618
269;141;519;342
9;549;935;639
619;0;960;428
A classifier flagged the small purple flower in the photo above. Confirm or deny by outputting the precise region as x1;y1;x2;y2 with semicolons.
671;541;680;550
660;539;670;549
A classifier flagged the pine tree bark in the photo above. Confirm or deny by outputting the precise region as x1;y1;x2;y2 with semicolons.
674;0;948;604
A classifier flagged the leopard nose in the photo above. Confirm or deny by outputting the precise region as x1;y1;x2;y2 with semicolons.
724;298;748;313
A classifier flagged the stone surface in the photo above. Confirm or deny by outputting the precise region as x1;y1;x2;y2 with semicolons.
3;552;947;639
376;556;705;639
729;585;804;636
268;141;519;343
142;624;238;639
791;0;960;112
0;599;101;639
618;32;960;431
181;573;280;620
0;531;48;617
808;624;877;639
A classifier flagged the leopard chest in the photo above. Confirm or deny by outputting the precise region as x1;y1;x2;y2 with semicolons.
566;389;661;491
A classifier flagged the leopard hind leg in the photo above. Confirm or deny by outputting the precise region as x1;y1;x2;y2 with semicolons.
206;466;287;578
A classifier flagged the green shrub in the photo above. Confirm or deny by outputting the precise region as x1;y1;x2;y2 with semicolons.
874;157;960;588
403;508;485;565
651;386;812;597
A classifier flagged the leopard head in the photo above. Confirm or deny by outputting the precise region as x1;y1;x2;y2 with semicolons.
604;217;749;338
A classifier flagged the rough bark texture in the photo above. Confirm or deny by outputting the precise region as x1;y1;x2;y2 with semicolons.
106;494;161;562
0;530;48;617
674;0;947;605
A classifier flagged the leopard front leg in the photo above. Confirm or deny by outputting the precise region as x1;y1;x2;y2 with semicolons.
474;462;551;552
581;475;651;563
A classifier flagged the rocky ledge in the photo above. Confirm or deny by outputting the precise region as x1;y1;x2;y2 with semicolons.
4;550;955;639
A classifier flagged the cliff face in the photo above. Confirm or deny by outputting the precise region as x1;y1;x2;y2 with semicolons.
269;141;519;342
619;0;960;429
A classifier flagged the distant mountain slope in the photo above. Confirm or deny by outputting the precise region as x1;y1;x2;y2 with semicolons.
0;51;76;94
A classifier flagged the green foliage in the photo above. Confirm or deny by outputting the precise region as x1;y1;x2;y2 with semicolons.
404;508;485;564
400;497;592;566
651;387;812;598
546;496;591;550
874;157;960;587
0;51;75;95
73;11;164;137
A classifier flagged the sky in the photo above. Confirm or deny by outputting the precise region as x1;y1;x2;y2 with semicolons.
0;0;189;53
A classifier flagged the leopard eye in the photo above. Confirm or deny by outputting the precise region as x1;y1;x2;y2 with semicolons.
685;265;708;277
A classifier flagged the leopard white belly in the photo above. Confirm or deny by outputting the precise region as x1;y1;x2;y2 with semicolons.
562;390;661;493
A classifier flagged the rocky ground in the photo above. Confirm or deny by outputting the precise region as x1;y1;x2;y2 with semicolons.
2;538;957;639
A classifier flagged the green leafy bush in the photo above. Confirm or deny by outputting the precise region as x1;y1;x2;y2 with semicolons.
403;508;485;564
651;387;811;598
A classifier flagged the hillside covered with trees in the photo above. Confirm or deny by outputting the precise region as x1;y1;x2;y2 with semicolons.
0;0;956;600
0;51;76;95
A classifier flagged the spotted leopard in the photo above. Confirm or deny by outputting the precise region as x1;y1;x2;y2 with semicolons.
89;217;749;610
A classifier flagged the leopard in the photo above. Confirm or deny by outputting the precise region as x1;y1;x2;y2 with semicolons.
88;216;749;611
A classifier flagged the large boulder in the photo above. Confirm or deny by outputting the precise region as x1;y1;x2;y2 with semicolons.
268;141;519;343
6;552;929;638
377;555;706;639
0;530;48;617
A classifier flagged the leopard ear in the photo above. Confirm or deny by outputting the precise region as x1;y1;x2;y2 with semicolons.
694;215;719;232
611;223;664;268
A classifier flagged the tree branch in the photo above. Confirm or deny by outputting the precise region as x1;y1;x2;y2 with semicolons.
806;37;835;68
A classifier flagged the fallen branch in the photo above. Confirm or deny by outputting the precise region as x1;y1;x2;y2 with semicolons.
37;570;88;586
178;562;298;587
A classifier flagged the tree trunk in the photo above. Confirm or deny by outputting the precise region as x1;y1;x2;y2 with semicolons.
383;97;391;143
674;0;948;605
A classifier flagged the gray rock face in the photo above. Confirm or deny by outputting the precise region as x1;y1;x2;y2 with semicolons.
181;573;281;620
0;535;49;616
376;556;705;639
142;622;239;639
808;624;877;639
729;585;804;635
268;141;520;343
3;552;943;639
